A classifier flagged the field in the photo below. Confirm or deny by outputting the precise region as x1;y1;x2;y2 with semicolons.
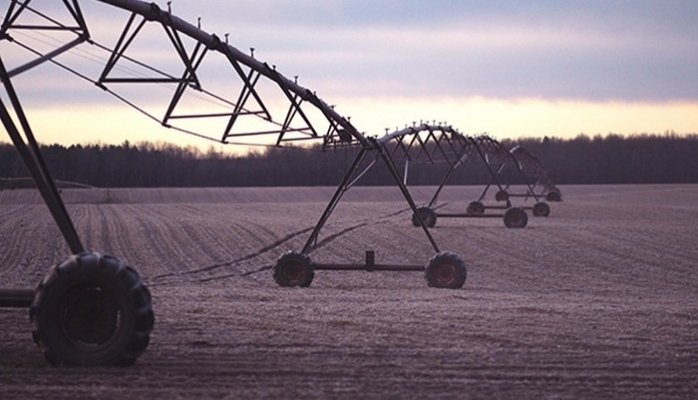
1;184;697;398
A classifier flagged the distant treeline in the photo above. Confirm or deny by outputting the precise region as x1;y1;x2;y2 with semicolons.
1;133;697;188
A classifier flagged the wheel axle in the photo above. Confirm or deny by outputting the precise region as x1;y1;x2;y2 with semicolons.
0;288;34;308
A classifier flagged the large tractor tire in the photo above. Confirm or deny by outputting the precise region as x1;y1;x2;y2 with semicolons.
503;207;528;228
546;191;562;202
411;206;437;228
273;251;314;287
466;201;485;215
30;252;154;367
495;190;510;202
424;252;467;289
532;202;551;217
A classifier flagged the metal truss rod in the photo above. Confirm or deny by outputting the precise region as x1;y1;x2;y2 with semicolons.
510;145;559;197
0;288;35;308
470;137;508;194
428;159;463;208
7;36;86;78
220;53;271;131
376;141;440;253
63;0;91;36
475;163;507;202
267;66;319;144
482;138;542;202
1;0;88;37
302;147;370;254
163;41;207;123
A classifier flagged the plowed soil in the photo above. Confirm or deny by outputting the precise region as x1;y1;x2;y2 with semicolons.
1;185;697;399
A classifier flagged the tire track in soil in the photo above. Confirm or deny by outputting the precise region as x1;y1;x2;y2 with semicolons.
75;204;97;252
0;205;37;275
77;204;117;256
0;206;43;270
98;205;115;255
75;204;187;281
98;205;149;270
128;204;193;279
0;206;65;285
158;226;316;284
145;203;315;285
148;219;274;282
167;212;293;278
149;205;218;275
0;204;33;224
156;203;386;282
142;205;219;267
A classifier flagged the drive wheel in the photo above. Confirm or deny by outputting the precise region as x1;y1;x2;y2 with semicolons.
503;207;528;228
466;201;485;215
30;252;154;367
411;206;437;228
495;190;509;202
532;202;550;217
425;252;466;289
274;251;314;287
546;191;562;202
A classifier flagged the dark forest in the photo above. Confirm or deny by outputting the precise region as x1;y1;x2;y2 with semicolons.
1;133;697;188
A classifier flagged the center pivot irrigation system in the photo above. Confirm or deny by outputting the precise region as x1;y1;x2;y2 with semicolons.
0;0;556;366
398;131;552;229
508;145;562;202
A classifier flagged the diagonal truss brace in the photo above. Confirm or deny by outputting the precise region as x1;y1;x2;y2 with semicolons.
1;0;89;36
1;0;89;78
471;135;541;203
302;140;441;255
98;12;200;85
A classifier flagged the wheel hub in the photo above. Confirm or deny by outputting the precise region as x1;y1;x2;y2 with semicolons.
434;263;456;284
60;284;120;346
282;261;304;282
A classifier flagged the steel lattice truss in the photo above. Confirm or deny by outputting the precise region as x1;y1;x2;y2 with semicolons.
1;0;366;148
509;145;562;201
465;135;544;204
374;125;538;204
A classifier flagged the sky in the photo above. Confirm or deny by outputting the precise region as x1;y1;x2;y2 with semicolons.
1;0;697;152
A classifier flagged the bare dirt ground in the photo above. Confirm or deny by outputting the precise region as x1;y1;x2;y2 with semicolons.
1;184;697;399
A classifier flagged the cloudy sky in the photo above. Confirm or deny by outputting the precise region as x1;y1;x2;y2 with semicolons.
1;0;697;150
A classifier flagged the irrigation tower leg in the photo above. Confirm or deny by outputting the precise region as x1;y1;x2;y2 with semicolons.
0;57;84;254
302;147;369;253
376;143;440;253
